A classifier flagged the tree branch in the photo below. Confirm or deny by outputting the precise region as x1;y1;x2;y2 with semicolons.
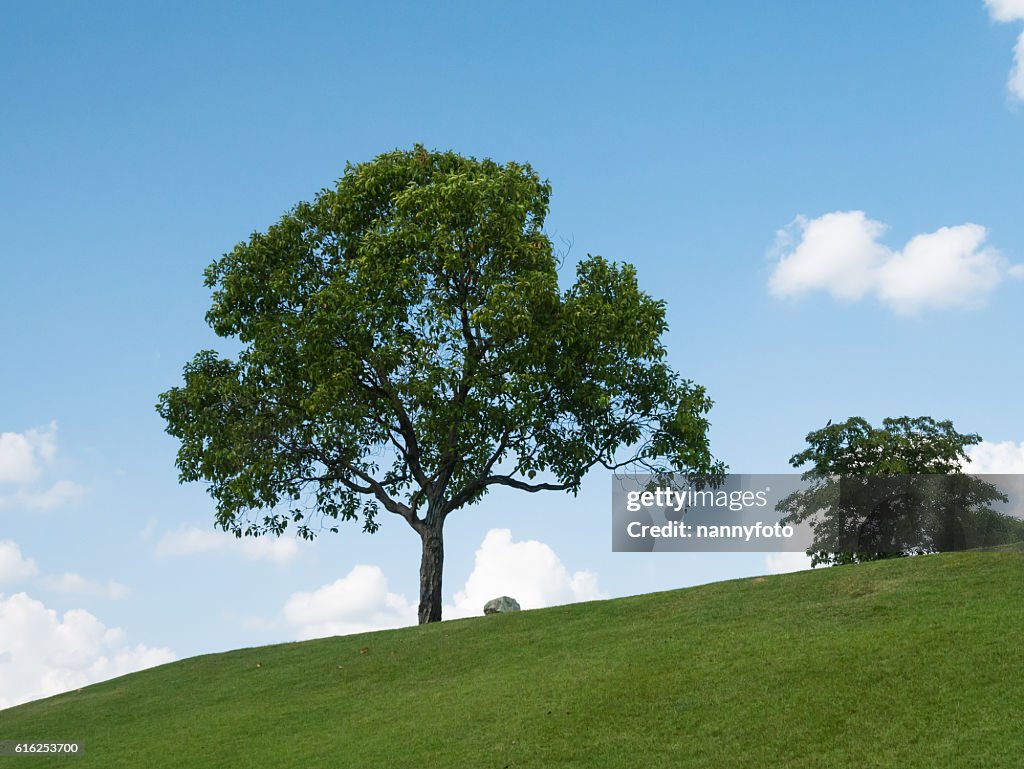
363;359;431;491
336;460;421;531
482;474;576;493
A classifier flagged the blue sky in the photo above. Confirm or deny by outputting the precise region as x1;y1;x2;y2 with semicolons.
3;1;1024;708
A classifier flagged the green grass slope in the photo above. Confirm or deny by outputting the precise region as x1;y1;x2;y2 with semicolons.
2;551;1023;768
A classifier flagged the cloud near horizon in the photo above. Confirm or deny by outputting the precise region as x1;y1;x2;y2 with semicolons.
0;592;176;709
966;440;1024;473
282;528;606;640
764;551;814;574
768;211;1021;314
283;565;417;640
986;0;1024;100
445;528;605;619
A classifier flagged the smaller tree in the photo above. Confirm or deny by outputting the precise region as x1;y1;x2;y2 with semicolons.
778;416;1021;566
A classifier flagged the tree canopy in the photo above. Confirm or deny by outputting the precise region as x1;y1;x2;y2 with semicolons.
157;146;723;623
788;416;982;476
778;416;1022;566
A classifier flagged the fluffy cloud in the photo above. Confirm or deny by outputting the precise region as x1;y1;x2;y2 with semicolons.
768;211;888;302
874;224;1005;312
0;541;39;585
155;526;300;564
40;573;130;601
445;528;605;619
768;212;1019;314
0;423;56;484
281;529;605;640
987;0;1024;21
0;423;84;511
283;565;417;640
966;440;1024;473
764;551;814;574
0;592;175;709
987;0;1024;100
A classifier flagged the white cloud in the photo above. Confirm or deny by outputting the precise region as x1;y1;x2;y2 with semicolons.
875;224;1005;313
966;440;1024;473
0;423;56;484
0;424;57;484
0;424;84;511
0;434;41;485
0;592;175;709
768;211;1018;314
986;0;1024;23
278;529;605;640
0;541;39;585
446;528;605;619
283;565;417;640
768;211;889;302
764;551;814;574
156;526;300;564
40;573;130;601
987;0;1024;100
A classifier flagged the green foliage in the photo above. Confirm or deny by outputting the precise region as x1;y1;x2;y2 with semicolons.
780;416;1022;566
789;416;982;476
157;146;722;620
5;550;1024;768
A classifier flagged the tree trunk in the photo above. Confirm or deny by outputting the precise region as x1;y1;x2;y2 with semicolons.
418;528;444;624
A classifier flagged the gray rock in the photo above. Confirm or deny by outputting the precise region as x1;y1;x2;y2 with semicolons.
483;596;521;615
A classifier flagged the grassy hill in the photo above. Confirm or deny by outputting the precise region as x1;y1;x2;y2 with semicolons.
2;550;1023;768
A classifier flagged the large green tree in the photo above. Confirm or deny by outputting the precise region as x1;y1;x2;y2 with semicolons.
778;416;1021;566
157;146;723;624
